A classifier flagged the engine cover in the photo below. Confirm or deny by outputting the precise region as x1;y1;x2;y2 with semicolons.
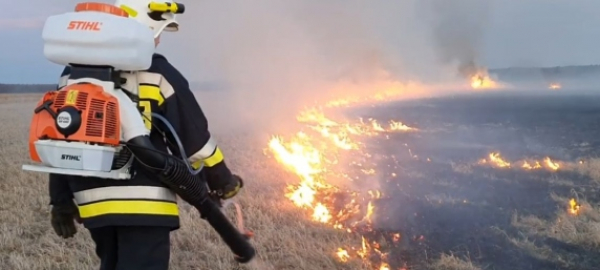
29;83;121;163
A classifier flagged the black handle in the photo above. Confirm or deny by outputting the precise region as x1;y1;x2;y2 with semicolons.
34;100;58;118
200;199;256;263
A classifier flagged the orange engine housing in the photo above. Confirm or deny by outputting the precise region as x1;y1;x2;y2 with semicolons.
29;83;121;162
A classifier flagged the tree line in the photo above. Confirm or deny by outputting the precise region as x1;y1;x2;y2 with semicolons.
490;65;600;81
0;84;56;94
4;65;600;93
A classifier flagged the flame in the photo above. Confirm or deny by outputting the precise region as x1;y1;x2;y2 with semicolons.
485;152;510;168
569;198;580;215
478;152;562;172
549;83;561;90
389;120;416;131
522;161;542;170
336;248;350;262
267;84;420;269
379;263;391;270
544;157;560;171
470;70;499;90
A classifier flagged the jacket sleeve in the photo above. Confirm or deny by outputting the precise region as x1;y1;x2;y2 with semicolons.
49;66;74;206
152;56;234;187
49;173;74;205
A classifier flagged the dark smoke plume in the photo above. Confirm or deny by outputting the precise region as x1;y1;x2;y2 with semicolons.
420;0;492;78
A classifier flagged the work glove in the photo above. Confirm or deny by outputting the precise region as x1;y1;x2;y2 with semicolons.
50;201;80;239
210;174;244;201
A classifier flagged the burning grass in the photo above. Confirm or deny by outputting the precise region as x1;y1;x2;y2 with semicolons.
476;152;562;171
268;102;419;269
462;65;502;90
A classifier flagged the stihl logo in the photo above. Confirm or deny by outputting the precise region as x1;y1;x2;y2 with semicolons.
67;21;102;31
61;154;81;161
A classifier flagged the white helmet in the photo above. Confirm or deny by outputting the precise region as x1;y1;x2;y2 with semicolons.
114;0;185;38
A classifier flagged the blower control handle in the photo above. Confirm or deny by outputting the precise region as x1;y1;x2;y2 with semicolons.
34;100;58;118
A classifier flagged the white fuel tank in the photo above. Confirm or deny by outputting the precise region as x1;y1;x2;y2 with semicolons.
42;11;155;71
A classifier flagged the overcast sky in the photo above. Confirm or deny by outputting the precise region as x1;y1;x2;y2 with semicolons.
2;0;599;84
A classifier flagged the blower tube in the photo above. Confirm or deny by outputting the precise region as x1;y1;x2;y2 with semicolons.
124;135;255;262
197;195;256;263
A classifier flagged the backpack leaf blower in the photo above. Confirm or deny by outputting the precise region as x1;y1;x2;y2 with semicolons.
21;2;255;263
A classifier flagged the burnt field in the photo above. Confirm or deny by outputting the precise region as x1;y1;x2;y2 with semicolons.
355;92;600;270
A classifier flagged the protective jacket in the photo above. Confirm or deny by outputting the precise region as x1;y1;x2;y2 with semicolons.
49;53;234;229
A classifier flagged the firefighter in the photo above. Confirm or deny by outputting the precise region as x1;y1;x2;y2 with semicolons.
48;1;244;269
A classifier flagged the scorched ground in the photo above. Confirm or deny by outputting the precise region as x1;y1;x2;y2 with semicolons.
268;89;600;270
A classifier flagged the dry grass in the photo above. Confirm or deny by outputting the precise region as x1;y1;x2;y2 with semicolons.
429;253;481;270
480;155;600;270
511;194;600;248
509;157;600;252
571;158;600;184
0;95;367;270
449;162;473;175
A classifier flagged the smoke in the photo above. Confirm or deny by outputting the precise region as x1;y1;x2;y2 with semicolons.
417;0;493;79
160;0;443;133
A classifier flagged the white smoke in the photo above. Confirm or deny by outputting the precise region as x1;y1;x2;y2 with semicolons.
160;0;445;131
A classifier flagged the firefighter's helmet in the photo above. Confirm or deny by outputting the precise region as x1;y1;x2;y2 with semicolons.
114;0;185;38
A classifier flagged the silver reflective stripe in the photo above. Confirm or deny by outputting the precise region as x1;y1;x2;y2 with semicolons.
157;73;175;99
137;71;162;86
137;71;175;99
188;137;218;163
58;75;69;89
73;186;176;204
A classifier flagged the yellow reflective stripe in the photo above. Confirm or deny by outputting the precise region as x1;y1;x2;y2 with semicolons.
204;147;224;167
191;160;202;170
120;5;138;17
189;138;221;168
139;85;164;106
139;100;152;130
223;183;241;199
78;200;179;218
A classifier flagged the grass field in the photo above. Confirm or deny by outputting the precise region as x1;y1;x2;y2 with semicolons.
0;93;362;270
3;91;600;270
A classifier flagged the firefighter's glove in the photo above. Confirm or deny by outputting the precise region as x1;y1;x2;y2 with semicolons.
50;201;80;239
214;174;244;200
